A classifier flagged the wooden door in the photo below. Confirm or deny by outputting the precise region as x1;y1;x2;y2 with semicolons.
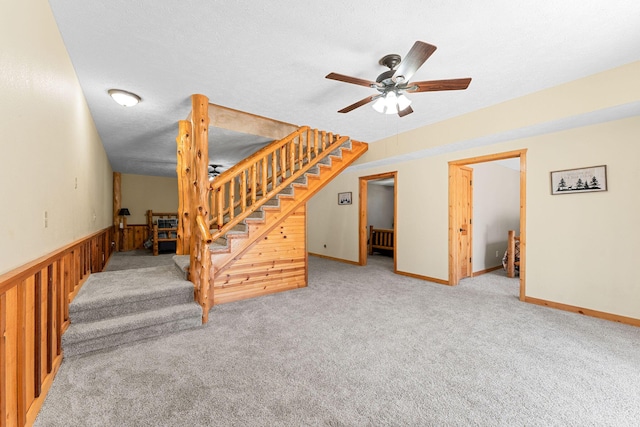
457;167;473;279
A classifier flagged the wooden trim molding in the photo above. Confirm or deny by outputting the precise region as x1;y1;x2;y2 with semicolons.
395;270;449;285
472;265;503;277
0;226;114;427
308;252;360;266
358;171;397;267
525;297;640;328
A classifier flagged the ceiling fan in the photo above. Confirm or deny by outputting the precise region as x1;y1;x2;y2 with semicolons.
208;164;223;179
326;41;471;117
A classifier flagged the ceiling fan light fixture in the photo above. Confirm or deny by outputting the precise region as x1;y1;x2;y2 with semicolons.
397;94;411;111
383;92;399;114
108;89;141;107
372;96;386;113
373;92;407;115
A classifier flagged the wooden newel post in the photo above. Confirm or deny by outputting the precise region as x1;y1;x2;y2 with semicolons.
176;120;193;256
190;94;212;323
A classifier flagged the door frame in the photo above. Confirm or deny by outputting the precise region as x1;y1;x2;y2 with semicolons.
358;171;397;271
448;149;527;301
457;166;474;280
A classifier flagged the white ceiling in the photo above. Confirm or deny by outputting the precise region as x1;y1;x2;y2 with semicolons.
48;0;640;177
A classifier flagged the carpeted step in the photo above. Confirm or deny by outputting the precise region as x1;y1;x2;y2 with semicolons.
278;184;294;197
172;255;190;280
69;265;194;323
306;165;320;176
293;175;308;186
318;156;332;166
263;197;280;208
245;209;265;222
62;303;202;358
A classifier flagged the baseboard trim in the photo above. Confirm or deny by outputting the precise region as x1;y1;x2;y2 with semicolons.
395;270;449;285
525;296;640;328
308;252;360;265
472;265;503;277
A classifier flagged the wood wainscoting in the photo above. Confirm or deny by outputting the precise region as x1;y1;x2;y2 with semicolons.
121;224;149;252
0;226;114;427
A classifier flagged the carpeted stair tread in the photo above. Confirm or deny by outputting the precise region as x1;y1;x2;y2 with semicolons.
69;265;193;322
340;139;352;150
263;197;280;208
62;303;202;357
306;165;320;175
293;175;308;185
278;185;294;196
172;255;190;279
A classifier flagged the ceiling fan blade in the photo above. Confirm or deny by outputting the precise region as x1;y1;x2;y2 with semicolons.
338;95;378;113
326;72;377;88
398;106;413;117
407;78;472;92
393;41;437;83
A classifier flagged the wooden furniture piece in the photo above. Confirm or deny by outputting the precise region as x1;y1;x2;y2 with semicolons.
146;210;179;256
368;225;394;255
505;229;520;278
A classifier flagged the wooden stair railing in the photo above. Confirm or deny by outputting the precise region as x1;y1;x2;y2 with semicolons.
208;126;348;243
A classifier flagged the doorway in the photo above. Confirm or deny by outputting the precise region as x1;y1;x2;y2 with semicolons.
448;150;526;300
359;172;397;271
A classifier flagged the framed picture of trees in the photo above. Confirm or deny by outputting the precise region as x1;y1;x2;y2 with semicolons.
551;165;607;195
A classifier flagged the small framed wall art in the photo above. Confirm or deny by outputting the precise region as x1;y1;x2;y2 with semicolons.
338;191;352;205
550;165;607;195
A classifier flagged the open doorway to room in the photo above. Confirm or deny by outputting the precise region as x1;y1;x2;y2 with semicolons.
358;172;397;271
448;150;526;300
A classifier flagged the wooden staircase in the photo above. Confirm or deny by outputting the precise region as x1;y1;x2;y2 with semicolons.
209;138;367;305
177;94;368;322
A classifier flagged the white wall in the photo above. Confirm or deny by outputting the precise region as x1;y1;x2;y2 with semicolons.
471;162;520;272
308;61;640;320
121;174;178;225
367;183;394;230
0;0;113;275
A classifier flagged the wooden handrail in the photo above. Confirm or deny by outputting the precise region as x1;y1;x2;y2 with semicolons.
212;126;310;188
208;127;349;243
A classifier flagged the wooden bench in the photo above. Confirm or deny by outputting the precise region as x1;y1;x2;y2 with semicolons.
368;225;394;255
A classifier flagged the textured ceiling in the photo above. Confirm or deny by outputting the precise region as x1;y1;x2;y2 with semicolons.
48;0;640;177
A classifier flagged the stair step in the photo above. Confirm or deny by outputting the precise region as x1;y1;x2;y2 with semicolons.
340;139;352;150
62;303;202;358
278;185;294;197
263;197;280;208
69;265;194;323
245;209;265;221
293;175;308;186
172;255;190;280
306;165;320;176
318;156;332;166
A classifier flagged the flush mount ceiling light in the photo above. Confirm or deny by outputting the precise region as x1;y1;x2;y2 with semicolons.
108;89;141;107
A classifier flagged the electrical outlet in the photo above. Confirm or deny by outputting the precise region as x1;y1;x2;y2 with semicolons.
495;250;499;257
44;211;48;228
75;177;78;189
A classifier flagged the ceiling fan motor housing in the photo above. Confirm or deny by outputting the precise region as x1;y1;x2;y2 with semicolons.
376;53;402;85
